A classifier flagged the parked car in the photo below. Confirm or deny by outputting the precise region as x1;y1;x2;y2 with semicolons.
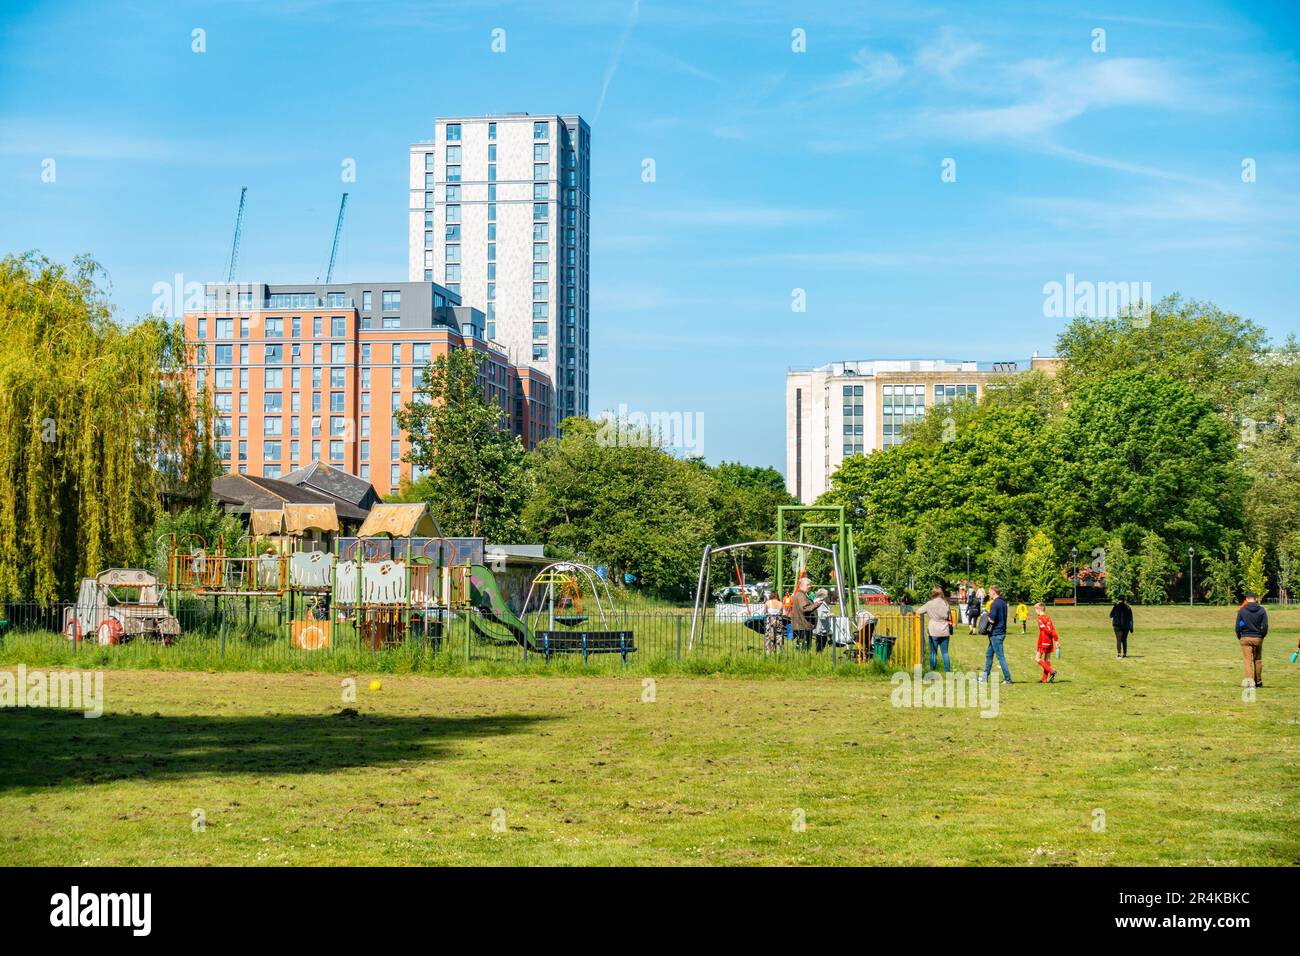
856;584;892;606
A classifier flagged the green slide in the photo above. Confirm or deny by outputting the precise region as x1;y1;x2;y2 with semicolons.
467;563;534;650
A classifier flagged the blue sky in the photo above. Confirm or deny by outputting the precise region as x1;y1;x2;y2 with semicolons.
2;0;1298;471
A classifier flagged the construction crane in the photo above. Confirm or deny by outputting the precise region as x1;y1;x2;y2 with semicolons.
225;187;247;283
323;192;348;283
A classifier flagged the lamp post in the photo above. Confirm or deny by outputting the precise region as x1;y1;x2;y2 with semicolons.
1071;546;1079;604
1188;547;1195;607
964;545;972;585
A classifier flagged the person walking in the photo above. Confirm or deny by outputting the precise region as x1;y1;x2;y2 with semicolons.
1236;593;1268;688
981;585;1012;684
789;578;825;652
966;587;981;635
1033;602;1059;683
976;584;986;606
920;586;954;672
1109;597;1134;659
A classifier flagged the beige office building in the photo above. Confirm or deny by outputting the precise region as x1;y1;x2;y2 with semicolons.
785;357;1061;503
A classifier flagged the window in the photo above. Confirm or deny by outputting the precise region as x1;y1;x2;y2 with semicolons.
533;263;547;280
330;392;345;412
264;441;281;462
533;282;548;300
215;318;233;338
446;123;460;141
424;152;433;170
413;343;431;366
331;343;345;363
534;120;547;139
446;204;460;223
331;316;346;337
445;145;461;163
533;223;548;241
445;185;460;202
445;264;461;282
534;144;549;161
424;191;433;209
263;415;282;435
391;464;401;488
488;121;496;140
533;302;549;319
391;440;401;459
326;292;347;307
532;344;549;361
360;440;370;461
534;183;549;200
445;244;460;263
330;367;345;388
534;164;549;181
382;291;400;311
447;165;460;183
330;440;344;462
264;369;282;389
239;318;249;339
330;416;345;436
532;322;548;339
533;243;549;261
265;344;282;364
391;366;402;388
445;225;460;241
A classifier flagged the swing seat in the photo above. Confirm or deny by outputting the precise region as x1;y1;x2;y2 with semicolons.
553;614;588;627
742;615;766;635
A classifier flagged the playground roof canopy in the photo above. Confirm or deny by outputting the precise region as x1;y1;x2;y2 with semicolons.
355;502;442;539
283;502;339;534
249;509;285;536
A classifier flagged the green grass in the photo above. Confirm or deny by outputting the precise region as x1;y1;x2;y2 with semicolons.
1;604;1297;865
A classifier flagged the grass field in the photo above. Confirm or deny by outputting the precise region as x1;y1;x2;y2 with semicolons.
1;605;1297;866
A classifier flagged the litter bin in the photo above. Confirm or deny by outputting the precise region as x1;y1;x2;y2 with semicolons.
871;634;896;665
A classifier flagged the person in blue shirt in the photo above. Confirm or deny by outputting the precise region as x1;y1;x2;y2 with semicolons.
981;584;1013;684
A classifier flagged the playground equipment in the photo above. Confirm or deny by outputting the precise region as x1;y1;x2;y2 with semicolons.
335;503;464;650
466;561;635;659
688;540;850;651
775;504;861;621
63;569;181;646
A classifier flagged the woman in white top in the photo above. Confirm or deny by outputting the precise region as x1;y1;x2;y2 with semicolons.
920;586;954;672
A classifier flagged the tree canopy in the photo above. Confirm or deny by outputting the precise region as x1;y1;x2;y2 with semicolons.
0;253;213;601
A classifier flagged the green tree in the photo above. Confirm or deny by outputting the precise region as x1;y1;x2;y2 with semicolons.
523;418;716;599
1135;531;1171;605
1238;544;1267;599
698;460;795;581
1055;294;1268;414
1242;337;1300;552
1276;533;1300;604
1203;545;1238;605
396;349;532;542
1020;529;1060;603
987;524;1020;595
147;503;244;579
868;521;910;598
909;520;948;595
1050;371;1245;561
0;253;214;601
1102;535;1135;601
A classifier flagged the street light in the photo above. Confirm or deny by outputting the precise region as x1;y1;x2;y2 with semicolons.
1071;546;1079;604
1188;547;1195;607
964;545;972;584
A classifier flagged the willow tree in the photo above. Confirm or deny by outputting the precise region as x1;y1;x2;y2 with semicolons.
0;253;214;601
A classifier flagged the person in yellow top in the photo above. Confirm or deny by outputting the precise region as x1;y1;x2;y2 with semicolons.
1015;601;1030;634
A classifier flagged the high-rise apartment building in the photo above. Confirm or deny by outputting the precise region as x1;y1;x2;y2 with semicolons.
785;357;1062;504
184;280;553;497
409;113;590;425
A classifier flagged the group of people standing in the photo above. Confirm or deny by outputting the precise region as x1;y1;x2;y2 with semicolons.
924;585;1060;684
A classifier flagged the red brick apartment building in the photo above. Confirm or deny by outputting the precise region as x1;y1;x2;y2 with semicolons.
184;281;554;496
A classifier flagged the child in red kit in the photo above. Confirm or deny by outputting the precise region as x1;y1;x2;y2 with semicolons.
1034;602;1059;683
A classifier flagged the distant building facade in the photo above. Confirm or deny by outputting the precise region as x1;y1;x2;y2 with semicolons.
184;280;553;496
409;113;591;425
785;356;1062;504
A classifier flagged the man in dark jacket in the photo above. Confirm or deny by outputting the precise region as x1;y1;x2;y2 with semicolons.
1236;593;1269;688
966;588;981;635
1109;597;1134;659
981;585;1012;684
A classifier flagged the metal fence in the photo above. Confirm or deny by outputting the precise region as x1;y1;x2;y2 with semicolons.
0;599;927;673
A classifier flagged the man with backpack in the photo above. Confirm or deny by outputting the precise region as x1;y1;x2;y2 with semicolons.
1236;593;1268;689
980;585;1013;684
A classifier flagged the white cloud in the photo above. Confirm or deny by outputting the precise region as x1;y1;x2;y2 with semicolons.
823;49;906;90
